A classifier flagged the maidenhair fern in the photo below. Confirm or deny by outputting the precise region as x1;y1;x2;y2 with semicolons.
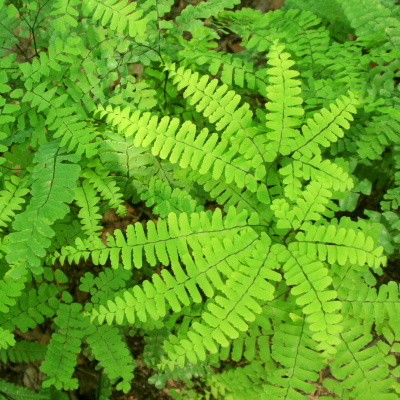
0;0;400;399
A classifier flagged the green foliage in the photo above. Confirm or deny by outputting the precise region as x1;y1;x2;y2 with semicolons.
86;324;136;393
0;339;47;363
96;374;113;400
0;380;69;400
0;0;400;399
40;303;91;390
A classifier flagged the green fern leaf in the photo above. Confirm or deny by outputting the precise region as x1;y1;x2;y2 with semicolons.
86;324;135;393
79;265;131;304
329;318;397;399
50;0;80;33
98;130;156;198
81;158;126;216
82;0;148;38
271;181;334;230
0;275;27;314
292;221;386;269
74;179;103;240
0;173;29;232
6;141;81;277
40;303;91;391
0;339;47;363
0;282;59;333
0;327;15;350
272;245;342;357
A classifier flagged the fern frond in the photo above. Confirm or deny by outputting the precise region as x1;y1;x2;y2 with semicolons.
19;37;79;85
95;105;261;194
139;176;203;218
283;0;351;42
339;281;400;336
354;106;400;160
382;187;400;211
19;75;69;117
81;158;126;216
262;320;327;398
98;130;156;198
0;282;59;333
144;326;212;386
50;0;80;33
0;275;27;314
172;0;240;35
328;318;397;399
193;163;281;209
82;0;147;38
40;303;91;391
279;154;354;200
0;379;68;400
109;77;158;111
48;218;86;256
0;339;47;363
74;179;103;240
6;141;81;277
165;63;253;144
0;173;29;232
271;181;335;230
292;221;386;269
79;265;131;305
223;323;272;364
0;3;20;59
272;245;342;357
291;93;358;159
262;41;304;160
163;233;279;368
336;0;400;53
51;115;101;158
0;97;20;127
206;360;270;400
88;210;260;326
0;327;15;350
56;206;255;270
179;50;268;96
243;9;321;57
86;324;135;393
